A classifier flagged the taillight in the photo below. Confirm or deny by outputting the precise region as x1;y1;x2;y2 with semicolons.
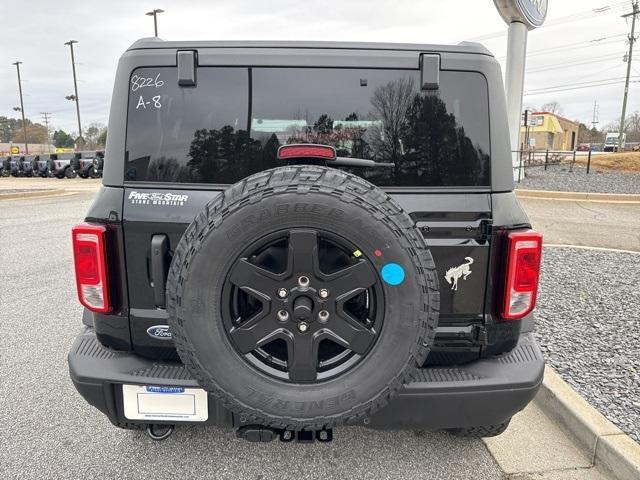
72;223;111;313
501;230;543;320
277;144;337;161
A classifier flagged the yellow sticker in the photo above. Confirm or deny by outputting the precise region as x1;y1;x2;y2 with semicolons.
353;249;363;258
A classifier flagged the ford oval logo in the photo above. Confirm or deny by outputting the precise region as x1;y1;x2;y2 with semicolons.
146;325;173;340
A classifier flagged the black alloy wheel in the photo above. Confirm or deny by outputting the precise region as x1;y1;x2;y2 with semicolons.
222;229;383;383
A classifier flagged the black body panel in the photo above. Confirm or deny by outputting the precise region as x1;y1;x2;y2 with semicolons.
114;187;500;361
88;186;531;361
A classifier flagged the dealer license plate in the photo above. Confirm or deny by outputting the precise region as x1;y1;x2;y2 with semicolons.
122;384;208;422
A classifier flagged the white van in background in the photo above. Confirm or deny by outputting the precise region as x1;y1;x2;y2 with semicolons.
604;132;626;152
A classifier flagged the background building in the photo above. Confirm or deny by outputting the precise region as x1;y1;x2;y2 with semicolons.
0;143;54;155
520;112;580;151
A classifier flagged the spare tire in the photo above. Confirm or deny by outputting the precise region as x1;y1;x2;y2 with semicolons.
167;166;439;430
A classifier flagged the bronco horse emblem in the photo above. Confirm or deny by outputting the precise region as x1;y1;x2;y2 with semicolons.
445;257;474;291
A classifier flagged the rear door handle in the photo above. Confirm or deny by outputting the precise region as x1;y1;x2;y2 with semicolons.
150;234;169;307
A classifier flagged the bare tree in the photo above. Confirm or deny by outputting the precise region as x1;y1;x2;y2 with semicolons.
540;101;563;115
368;77;416;162
624;111;640;142
84;122;107;149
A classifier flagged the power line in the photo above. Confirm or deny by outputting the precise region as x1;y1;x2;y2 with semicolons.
497;35;627;61
524;82;629;96
527;55;624;73
526;76;636;92
524;78;638;96
529;66;631;96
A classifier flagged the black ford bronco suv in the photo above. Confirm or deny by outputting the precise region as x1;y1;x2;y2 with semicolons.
68;38;544;442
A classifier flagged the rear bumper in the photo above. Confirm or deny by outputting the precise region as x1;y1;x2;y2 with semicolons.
68;326;544;430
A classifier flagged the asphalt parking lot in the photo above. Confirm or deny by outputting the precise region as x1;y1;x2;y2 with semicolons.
0;191;506;480
521;196;640;252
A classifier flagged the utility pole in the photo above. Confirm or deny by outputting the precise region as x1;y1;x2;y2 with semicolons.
146;9;164;37
41;112;52;153
618;1;639;150
64;40;83;146
12;61;28;154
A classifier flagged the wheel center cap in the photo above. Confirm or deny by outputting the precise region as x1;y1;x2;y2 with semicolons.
293;295;313;321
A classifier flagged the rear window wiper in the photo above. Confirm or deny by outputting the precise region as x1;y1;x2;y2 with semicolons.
332;157;394;168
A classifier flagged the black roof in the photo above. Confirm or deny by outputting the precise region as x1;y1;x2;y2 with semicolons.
127;37;492;56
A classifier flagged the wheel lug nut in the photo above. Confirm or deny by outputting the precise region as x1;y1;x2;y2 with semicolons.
319;288;329;299
277;288;288;298
318;310;330;323
277;310;289;322
298;276;310;288
298;322;309;333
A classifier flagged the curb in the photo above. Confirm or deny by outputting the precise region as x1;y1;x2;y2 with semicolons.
535;366;640;480
0;188;71;200
515;189;640;203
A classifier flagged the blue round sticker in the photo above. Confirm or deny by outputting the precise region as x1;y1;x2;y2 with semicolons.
381;263;405;286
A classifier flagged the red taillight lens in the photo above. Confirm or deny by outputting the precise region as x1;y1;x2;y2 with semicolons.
72;223;111;313
277;144;337;161
501;230;543;320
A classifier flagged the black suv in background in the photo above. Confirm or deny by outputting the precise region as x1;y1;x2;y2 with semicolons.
20;155;39;177
34;154;55;177
68;39;544;442
9;155;23;176
91;151;105;178
0;156;10;176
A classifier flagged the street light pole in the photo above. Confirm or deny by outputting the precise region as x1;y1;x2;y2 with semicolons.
12;61;28;154
618;1;639;151
65;40;83;145
493;0;548;181
504;22;528;180
145;9;165;37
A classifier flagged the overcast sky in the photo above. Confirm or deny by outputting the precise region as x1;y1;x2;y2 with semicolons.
1;0;638;135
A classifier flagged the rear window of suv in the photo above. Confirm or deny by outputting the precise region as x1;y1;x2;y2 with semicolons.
125;66;490;187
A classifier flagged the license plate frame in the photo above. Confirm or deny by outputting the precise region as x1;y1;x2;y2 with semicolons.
122;384;208;422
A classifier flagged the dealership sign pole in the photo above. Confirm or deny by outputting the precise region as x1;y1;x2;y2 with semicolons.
494;0;548;180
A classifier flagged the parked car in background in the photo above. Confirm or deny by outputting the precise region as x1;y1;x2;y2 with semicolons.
1;156;11;176
590;144;603;152
20;155;39;177
603;132;625;152
35;154;55;177
73;151;102;178
576;143;590;152
9;156;23;176
92;151;105;178
52;153;76;179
